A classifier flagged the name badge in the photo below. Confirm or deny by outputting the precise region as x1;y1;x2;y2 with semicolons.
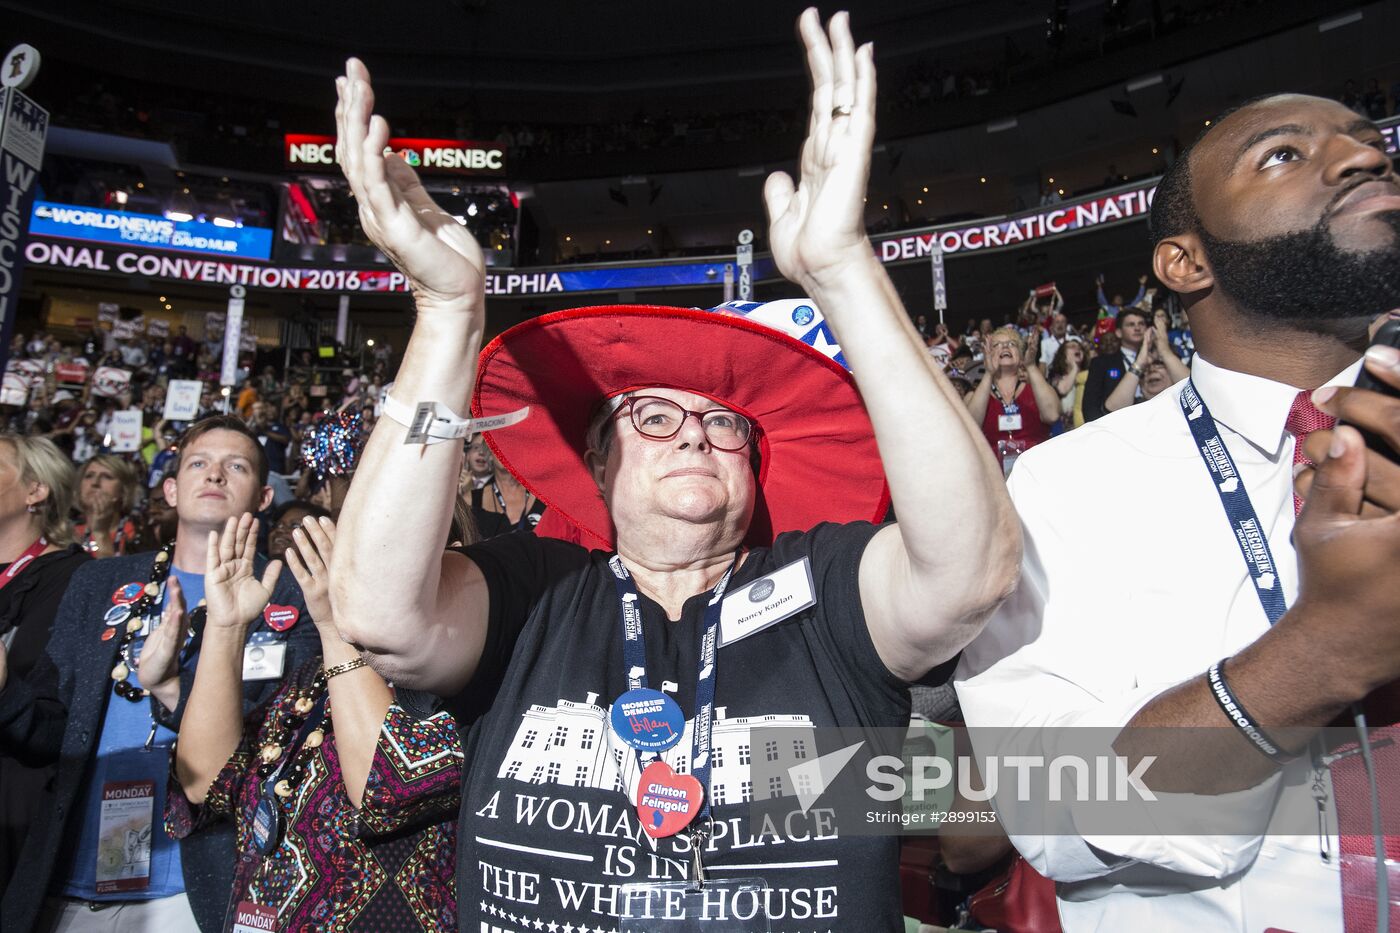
998;412;1023;432
243;641;287;681
232;901;279;933
95;779;154;894
719;557;815;648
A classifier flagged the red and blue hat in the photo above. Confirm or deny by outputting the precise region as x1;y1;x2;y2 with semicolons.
471;300;888;551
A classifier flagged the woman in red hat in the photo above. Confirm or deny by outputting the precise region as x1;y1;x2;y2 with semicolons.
330;10;1019;932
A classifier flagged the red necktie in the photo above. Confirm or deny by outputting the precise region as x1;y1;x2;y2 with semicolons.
1286;389;1335;516
1288;391;1400;928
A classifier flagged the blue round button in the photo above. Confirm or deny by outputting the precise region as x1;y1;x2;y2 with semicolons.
610;688;685;752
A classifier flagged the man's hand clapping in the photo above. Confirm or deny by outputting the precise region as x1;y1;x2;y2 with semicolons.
205;514;281;628
136;577;186;712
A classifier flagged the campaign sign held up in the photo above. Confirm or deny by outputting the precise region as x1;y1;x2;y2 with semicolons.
163;379;203;421
110;409;143;452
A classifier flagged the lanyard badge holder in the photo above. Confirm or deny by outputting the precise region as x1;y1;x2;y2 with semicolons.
606;555;772;932
251;692;328;856
1180;382;1392;922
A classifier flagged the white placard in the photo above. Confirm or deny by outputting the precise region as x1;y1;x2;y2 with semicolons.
0;372;27;406
162;379;203;421
97;301;120;323
110;409;143;452
91;366;132;398
7;358;42;388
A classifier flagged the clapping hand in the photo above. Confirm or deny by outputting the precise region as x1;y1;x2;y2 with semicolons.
283;515;336;630
86;490;120;532
1024;327;1042;368
205;514;282;628
764;10;875;294
1136;333;1159;366
335;59;484;313
136;577;185;711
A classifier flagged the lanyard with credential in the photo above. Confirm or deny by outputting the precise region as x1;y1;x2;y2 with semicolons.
490;480;534;533
0;537;46;593
1179;380;1287;624
607;552;738;876
1180;381;1338;861
251;691;329;857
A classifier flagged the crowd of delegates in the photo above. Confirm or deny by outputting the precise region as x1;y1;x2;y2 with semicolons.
1;12;1397;933
0;323;400;547
915;271;1194;472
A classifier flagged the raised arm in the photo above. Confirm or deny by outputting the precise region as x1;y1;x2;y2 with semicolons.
1130;274;1148;308
1104;335;1155;413
327;59;492;695
287;515;391;807
965;368;993;424
1152;320;1191;383
174;515;284;802
763;10;1019;682
1022;331;1060;424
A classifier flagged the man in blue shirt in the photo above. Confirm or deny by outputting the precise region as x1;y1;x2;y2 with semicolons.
0;416;317;933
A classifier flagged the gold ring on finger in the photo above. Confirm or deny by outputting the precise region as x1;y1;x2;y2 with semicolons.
831;105;854;119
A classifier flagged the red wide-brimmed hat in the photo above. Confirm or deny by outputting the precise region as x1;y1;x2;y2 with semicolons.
472;304;888;551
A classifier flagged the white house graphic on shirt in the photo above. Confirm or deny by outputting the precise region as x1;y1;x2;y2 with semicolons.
495;692;815;805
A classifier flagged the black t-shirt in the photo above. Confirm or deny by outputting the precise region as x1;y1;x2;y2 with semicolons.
443;521;916;933
471;482;547;539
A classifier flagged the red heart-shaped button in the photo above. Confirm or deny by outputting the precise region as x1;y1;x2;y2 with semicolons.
635;761;703;839
263;604;300;632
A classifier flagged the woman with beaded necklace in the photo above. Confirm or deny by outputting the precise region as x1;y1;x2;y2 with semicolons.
164;512;462;931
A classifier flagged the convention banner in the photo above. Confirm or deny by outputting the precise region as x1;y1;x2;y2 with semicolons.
24;112;1400;300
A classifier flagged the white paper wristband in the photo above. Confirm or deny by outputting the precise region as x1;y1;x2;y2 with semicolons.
380;393;529;445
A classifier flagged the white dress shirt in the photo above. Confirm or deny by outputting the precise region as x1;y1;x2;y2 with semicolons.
956;353;1363;933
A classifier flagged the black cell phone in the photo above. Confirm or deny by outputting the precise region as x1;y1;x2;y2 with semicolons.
1352;317;1400;464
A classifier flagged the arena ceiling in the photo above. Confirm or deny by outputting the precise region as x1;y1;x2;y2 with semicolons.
6;0;1096;105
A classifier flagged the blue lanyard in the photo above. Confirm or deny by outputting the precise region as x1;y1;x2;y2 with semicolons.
1179;379;1288;625
607;553;738;825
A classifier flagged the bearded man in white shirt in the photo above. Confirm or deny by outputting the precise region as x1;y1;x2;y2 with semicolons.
956;92;1400;932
